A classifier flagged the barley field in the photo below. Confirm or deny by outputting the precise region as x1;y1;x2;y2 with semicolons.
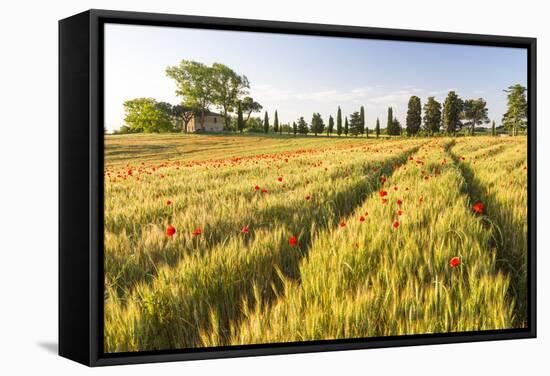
103;133;528;353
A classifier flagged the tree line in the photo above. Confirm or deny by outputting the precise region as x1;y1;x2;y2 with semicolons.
115;59;527;137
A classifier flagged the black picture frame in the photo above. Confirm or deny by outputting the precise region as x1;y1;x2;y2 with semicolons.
59;9;537;367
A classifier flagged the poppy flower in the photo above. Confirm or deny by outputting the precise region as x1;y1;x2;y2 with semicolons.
380;177;387;184
472;201;484;214
449;256;461;268
424;175;429;180
165;200;172;206
305;195;311;201
393;220;400;229
409;156;414;160
381;198;388;204
255;185;260;191
397;210;403;216
289;236;297;247
261;188;268;193
241;226;249;234
339;220;346;227
127;169;133;176
364;211;369;216
394;186;398;191
192;228;202;237
359;215;366;222
419;197;424;203
396;199;403;206
278;177;283;182
166;225;176;237
379;190;388;197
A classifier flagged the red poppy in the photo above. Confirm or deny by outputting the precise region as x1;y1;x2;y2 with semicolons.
278;177;283;182
289;236;297;246
394;186;398;191
380;177;387;184
472;201;484;214
339;220;346;227
419;197;424;203
305;195;311;201
255;185;260;191
166;200;172;205
381;198;388;204
393;220;400;229
397;210;403;216
424;175;429;180
409;156;414;160
166;225;176;237
359;215;366;222
261;188;268;193
396;199;403;206
379;190;388;197
127;169;133;176
192;228;202;237
241;226;249;234
364;211;369;216
449;256;461;268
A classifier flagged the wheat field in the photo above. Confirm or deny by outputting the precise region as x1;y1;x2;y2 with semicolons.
103;133;527;352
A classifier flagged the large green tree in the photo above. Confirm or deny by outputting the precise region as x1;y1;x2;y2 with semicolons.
240;97;263;127
502;84;527;136
171;104;195;133
423;97;442;135
123;98;174;133
310;113;325;136
442;91;463;135
348;111;363;136
386;107;400;136
166;60;214;129
406;96;422;136
297;117;308;135
337;106;343;136
210;63;249;130
462;98;489;135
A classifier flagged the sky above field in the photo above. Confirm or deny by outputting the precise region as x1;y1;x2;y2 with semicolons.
104;23;527;132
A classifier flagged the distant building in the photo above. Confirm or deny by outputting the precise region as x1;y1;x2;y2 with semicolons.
187;111;224;132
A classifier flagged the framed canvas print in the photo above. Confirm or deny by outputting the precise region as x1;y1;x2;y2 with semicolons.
59;9;536;366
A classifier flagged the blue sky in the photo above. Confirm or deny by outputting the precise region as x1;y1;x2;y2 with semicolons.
104;23;527;132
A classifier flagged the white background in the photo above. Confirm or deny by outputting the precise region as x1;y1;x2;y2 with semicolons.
0;0;547;374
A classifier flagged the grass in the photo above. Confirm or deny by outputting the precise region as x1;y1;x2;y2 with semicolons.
103;133;527;352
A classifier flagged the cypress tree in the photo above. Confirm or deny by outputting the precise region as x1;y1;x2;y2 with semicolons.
423;97;442;136
297;117;308;135
273;110;279;133
375;118;380;138
293;121;297;135
263;111;269;133
386;107;394;135
337;106;342;136
360;106;366;136
328;115;334;136
406;96;422;136
442;91;463;135
492;120;496;136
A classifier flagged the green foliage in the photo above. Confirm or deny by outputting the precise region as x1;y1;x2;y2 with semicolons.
263;111;269;133
241;97;263;127
492;120;496;136
423;97;442;135
166;60;214;128
406;96;422;136
328;115;334;136
293;121;297;135
386;107;401;136
237;102;244;133
171;104;195;132
310;112;325;136
348;111;363;136
375;118;380;138
442;91;463;135
337;106;343;136
359;106;366;135
123;98;174;133
344;116;349;136
273;110;279;133
502;84;527;136
211;63;250;129
462;98;490;135
297;117;308;135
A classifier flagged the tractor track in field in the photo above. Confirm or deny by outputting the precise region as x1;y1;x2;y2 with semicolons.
447;142;527;327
